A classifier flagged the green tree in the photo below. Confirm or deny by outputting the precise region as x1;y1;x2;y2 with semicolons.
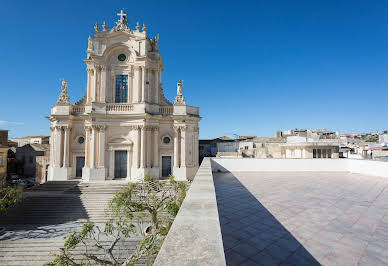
0;180;22;214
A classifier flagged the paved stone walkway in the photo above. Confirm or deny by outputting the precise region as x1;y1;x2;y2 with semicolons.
214;172;388;265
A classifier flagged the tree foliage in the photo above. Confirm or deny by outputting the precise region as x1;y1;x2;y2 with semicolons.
46;175;187;266
0;180;22;214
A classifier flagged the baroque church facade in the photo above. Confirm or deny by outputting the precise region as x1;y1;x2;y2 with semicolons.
48;10;200;181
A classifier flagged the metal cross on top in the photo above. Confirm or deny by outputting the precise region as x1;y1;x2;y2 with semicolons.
117;9;127;22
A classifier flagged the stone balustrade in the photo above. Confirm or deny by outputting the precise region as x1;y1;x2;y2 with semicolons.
71;106;85;114
187;106;199;116
106;103;134;112
159;106;173;115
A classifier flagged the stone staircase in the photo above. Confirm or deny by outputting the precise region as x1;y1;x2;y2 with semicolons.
0;180;150;265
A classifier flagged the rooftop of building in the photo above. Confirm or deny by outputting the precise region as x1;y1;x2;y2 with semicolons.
156;158;388;265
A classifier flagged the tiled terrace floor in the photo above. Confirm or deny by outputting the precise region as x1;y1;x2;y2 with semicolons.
214;172;388;265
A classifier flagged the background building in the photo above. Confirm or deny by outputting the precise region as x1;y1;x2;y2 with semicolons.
10;136;49;147
0;130;9;181
16;144;49;177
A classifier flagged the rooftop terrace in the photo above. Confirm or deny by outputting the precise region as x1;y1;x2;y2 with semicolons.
156;158;388;265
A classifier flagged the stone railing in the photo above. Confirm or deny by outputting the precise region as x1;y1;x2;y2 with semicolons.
187;106;199;116
106;104;134;112
154;158;226;266
159;106;173;115
71;106;85;114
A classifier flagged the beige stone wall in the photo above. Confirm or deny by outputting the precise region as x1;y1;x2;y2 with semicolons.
255;143;282;158
36;155;49;183
0;148;8;181
0;131;8;147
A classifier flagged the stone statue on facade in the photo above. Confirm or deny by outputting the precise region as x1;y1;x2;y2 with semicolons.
150;34;159;51
174;80;186;104
177;80;183;96
87;36;93;51
57;79;70;105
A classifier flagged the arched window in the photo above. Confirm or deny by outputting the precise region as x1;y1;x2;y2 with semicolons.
115;75;128;103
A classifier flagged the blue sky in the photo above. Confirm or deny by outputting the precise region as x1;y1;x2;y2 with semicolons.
1;0;387;139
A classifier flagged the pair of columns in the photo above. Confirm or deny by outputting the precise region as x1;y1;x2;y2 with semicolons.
137;125;159;168
87;65;107;104
123;66;160;104
173;126;200;168
85;125;105;168
50;125;71;168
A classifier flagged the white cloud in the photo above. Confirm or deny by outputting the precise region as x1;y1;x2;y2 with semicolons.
0;120;24;126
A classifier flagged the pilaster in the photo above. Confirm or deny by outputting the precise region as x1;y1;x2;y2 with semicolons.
98;125;106;167
100;66;106;103
153;126;159;167
93;66;98;102
180;126;187;167
140;125;145;168
173;126;180;168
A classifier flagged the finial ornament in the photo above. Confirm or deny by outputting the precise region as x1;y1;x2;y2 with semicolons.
114;9;129;32
94;22;100;31
57;79;70;105
142;23;147;32
102;21;108;31
174;80;186;104
136;21;140;31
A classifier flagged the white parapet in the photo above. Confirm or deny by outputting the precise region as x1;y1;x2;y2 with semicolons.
82;167;106;182
48;166;72;181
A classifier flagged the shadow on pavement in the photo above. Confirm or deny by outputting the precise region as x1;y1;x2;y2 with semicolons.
213;170;319;265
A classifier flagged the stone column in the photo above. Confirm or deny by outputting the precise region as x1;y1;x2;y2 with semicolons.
54;126;62;167
132;66;139;103
153;127;159;167
154;70;159;104
180;126;187;167
100;66;106;103
126;149;131;178
109;149;114;178
86;68;92;104
147;127;152;168
90;125;97;168
140;125;145;168
63;126;70;167
194;127;199;166
85;126;91;167
141;66;146;102
93;66;98;102
49;126;55;166
173;126;180;168
135;126;140;168
98;125;105;167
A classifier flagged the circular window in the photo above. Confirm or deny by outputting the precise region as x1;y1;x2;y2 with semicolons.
78;137;85;144
118;54;126;61
163;137;171;144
